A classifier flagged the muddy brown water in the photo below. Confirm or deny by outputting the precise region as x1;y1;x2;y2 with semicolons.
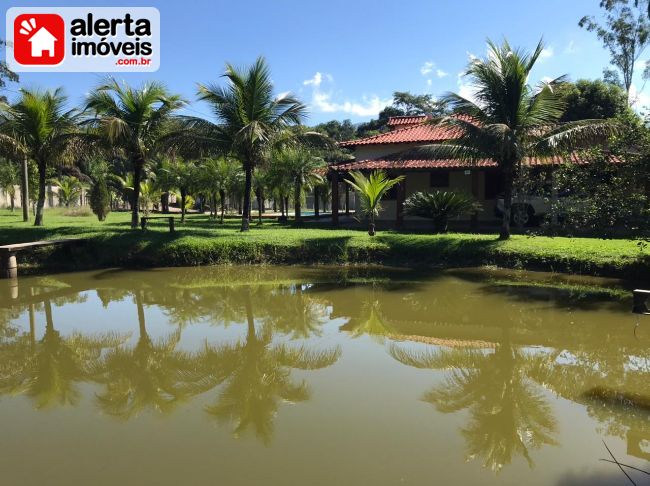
0;266;648;485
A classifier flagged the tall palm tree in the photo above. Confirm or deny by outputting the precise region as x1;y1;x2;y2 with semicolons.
85;79;185;228
409;39;614;239
168;57;308;231
275;147;325;223
0;88;84;225
345;170;404;236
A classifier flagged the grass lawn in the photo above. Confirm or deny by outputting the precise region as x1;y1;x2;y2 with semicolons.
0;208;647;280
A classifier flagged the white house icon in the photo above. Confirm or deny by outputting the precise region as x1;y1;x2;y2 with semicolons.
28;27;57;57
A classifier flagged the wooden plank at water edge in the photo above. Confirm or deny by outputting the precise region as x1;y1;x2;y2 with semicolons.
0;238;87;279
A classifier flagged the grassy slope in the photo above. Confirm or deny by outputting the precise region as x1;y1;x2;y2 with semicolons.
0;208;647;279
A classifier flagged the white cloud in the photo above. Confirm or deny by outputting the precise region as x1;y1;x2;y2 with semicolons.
420;61;434;76
312;91;391;117
304;72;323;87
457;76;479;105
564;40;578;55
275;91;290;100
426;79;433;86
304;72;391;117
539;47;554;60
436;69;449;78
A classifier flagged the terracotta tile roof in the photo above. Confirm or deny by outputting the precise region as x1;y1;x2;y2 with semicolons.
331;153;621;171
387;115;432;127
339;121;460;147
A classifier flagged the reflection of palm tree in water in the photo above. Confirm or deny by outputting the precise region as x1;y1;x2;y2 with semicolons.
0;299;124;409
201;287;341;445
340;299;397;341
93;290;215;419
390;328;557;473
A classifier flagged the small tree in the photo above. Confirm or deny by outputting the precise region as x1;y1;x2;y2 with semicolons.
345;170;404;236
404;191;482;233
579;0;650;102
89;178;111;221
0;159;18;211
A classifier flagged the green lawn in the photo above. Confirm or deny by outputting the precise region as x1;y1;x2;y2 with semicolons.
0;208;647;280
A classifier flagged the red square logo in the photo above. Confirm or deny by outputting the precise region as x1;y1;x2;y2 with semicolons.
13;14;65;66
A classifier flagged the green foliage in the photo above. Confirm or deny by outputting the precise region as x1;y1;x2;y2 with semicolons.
0;210;647;280
51;176;84;207
0;87;85;225
89;178;111;221
579;0;650;96
557;79;629;121
175;57;308;231
0;38;18;101
85;78;185;228
345;170;404;235
313;119;356;142
0;159;18;209
404;191;482;233
409;39;614;240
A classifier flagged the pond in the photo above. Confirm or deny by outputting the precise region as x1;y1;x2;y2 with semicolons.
0;266;647;485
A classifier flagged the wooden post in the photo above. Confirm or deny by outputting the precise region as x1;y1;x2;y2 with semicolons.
169;217;175;233
471;170;480;232
331;171;339;226
1;252;18;279
141;218;148;230
396;174;406;229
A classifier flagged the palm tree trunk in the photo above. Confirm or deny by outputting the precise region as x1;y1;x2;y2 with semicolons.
34;160;46;226
131;159;144;229
21;156;29;222
10;193;15;212
314;186;320;218
241;164;252;232
161;192;169;213
499;165;514;240
180;187;187;223
294;181;302;222
219;189;225;224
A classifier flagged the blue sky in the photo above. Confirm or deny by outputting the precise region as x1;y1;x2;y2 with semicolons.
4;0;647;123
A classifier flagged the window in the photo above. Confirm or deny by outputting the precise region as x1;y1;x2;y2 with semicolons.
484;170;503;199
429;171;450;188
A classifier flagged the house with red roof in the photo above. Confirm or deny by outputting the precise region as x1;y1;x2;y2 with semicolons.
327;115;607;228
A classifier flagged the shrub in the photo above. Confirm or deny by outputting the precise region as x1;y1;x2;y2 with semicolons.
89;178;111;221
404;191;482;233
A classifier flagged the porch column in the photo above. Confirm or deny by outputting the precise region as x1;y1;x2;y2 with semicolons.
314;186;320;218
471;169;480;231
345;184;350;215
396;174;406;229
331;171;339;226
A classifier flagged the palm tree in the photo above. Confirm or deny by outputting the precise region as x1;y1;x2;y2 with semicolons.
274;147;325;223
85;79;185;228
0;88;84;225
345;170;404;236
51;175;84;207
200;157;242;223
408;39;614;239
157;157;197;222
168;57;308;232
